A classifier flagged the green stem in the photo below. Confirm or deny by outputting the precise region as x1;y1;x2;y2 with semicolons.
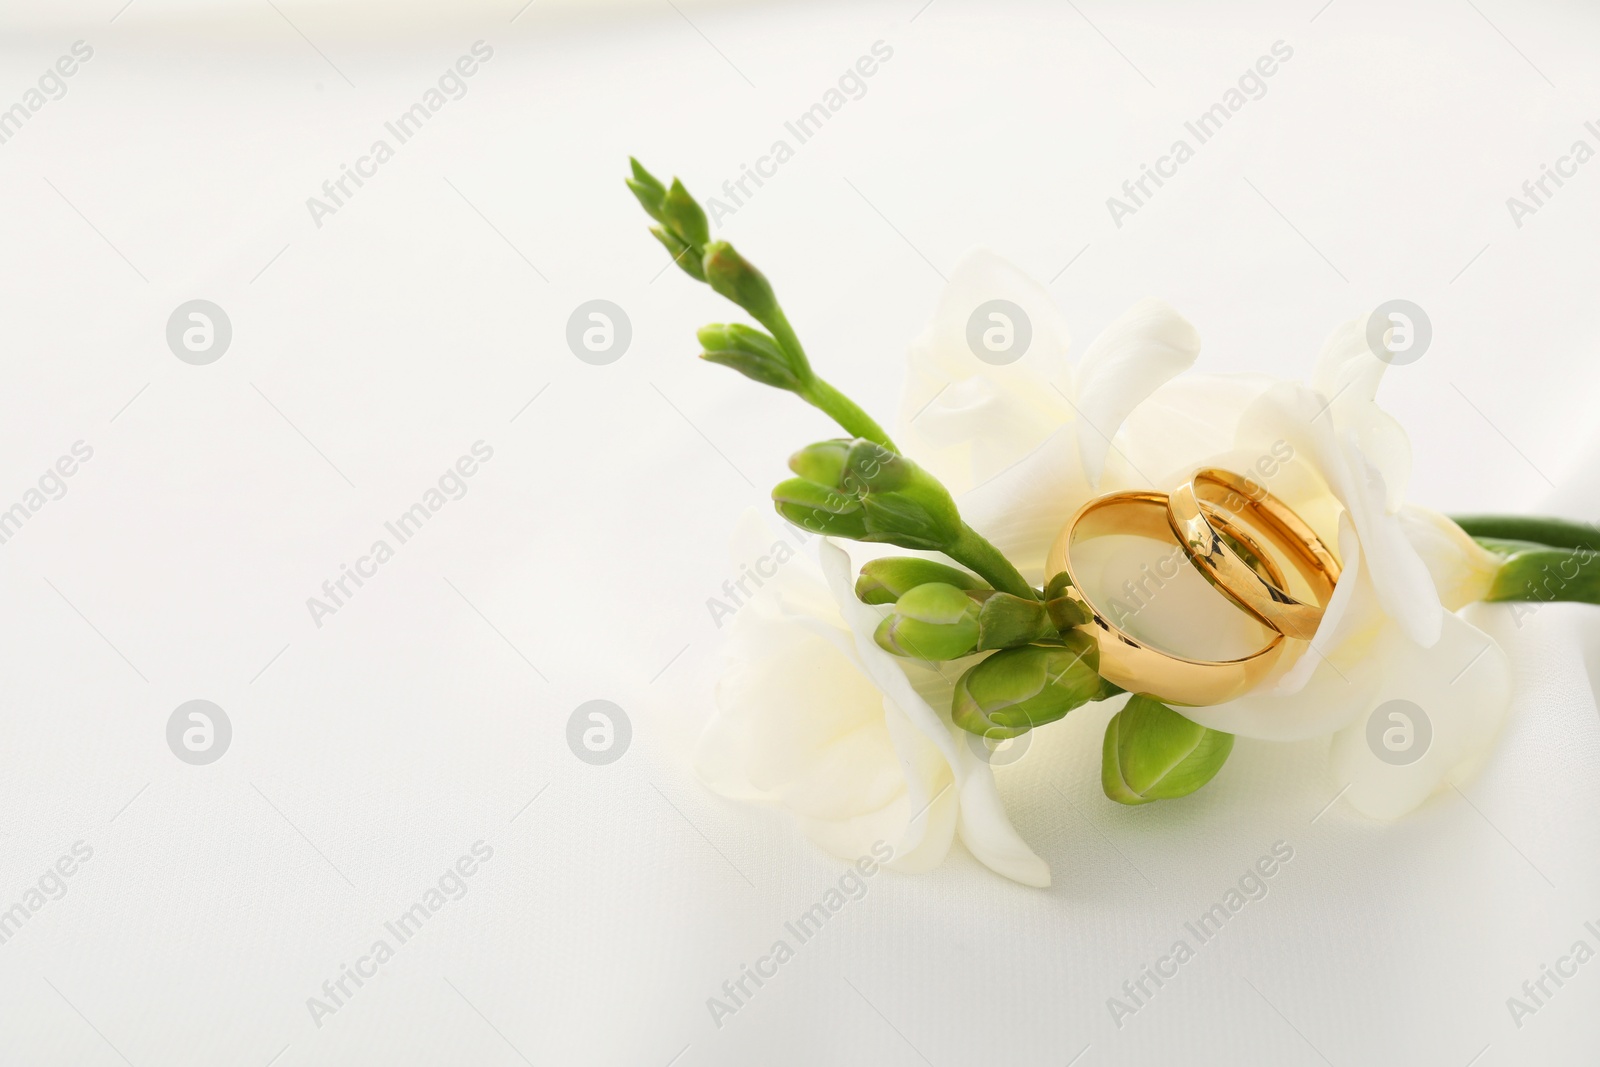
801;377;897;451
947;524;1037;600
1452;514;1600;551
758;305;808;373
1482;543;1600;604
1452;514;1600;604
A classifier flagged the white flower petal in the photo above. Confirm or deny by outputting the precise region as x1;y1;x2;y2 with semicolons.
1236;383;1443;647
1398;505;1502;611
1181;518;1388;741
1099;372;1278;492
957;426;1089;587
1328;607;1513;819
1073;299;1202;488
1311;317;1411;510
956;766;1052;887
696;515;960;868
817;539;1050;885
898;250;1073;494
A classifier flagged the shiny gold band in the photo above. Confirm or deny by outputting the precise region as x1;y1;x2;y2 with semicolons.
1046;490;1285;707
1166;468;1341;640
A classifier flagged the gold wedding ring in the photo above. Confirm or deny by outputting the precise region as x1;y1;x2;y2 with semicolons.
1166;468;1341;640
1046;491;1288;707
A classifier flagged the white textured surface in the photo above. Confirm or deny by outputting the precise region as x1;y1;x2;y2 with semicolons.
1;1;1598;1064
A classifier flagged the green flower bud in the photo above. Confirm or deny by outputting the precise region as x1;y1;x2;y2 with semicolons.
974;591;1057;650
1102;695;1234;806
1043;570;1092;630
704;241;779;325
774;439;962;552
772;476;868;539
873;585;1062;661
650;227;706;281
698;323;801;391
856;557;984;605
839;440;962;550
787;439;851;486
626;158;667;222
663;178;710;249
952;635;1110;739
874;583;982;660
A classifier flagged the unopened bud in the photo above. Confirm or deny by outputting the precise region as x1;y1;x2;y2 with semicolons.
772;476;868;540
787;439;851;486
662;178;710;249
650;227;705;281
704;241;779;325
1102;695;1234;805
1043;570;1092;630
973;591;1057;650
626;157;667;222
856;557;984;605
774;439;961;552
698;323;801;391
839;440;962;551
874;583;981;660
952;636;1110;739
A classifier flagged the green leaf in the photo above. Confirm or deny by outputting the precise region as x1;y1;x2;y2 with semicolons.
1102;696;1234;805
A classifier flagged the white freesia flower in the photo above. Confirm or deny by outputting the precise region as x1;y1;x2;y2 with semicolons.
696;510;1052;886
899;252;1199;497
697;249;1519;888
921;251;1514;820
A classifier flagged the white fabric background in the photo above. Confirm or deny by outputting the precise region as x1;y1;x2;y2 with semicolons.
1;0;1598;1063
